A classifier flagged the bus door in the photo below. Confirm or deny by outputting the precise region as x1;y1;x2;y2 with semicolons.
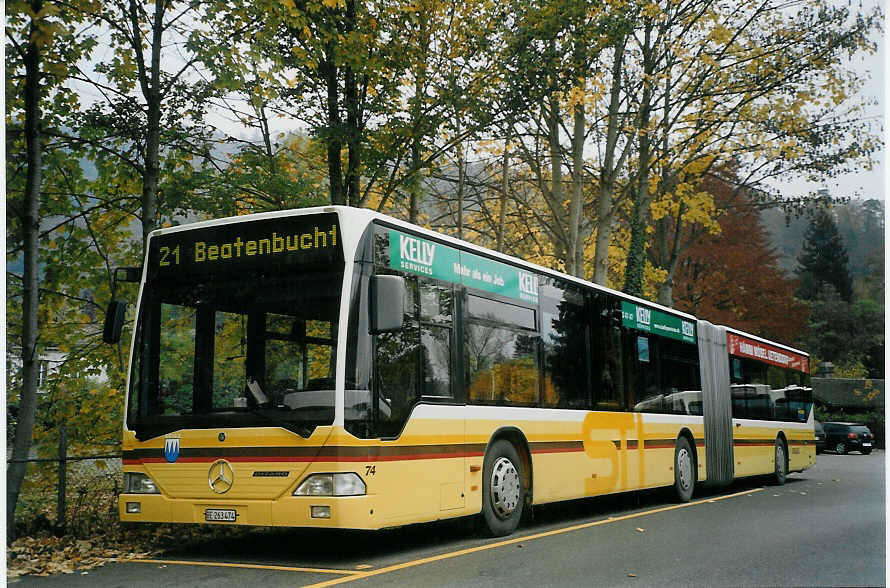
373;273;464;518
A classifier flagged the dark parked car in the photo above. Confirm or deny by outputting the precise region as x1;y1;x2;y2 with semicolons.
814;420;826;454
823;422;874;455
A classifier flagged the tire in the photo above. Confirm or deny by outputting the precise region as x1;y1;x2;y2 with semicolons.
861;448;872;455
673;437;696;503
835;442;847;455
481;439;525;537
773;439;788;486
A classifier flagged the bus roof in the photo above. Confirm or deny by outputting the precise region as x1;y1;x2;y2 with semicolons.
724;326;809;358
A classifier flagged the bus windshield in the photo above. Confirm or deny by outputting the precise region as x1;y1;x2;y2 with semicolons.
126;214;344;440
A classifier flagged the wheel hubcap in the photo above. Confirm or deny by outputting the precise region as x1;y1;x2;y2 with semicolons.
490;457;521;518
677;448;692;491
836;443;845;454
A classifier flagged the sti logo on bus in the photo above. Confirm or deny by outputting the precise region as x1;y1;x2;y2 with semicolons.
682;321;694;339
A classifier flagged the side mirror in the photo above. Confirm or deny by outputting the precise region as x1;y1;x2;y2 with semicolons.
369;275;405;333
102;266;142;344
102;300;127;344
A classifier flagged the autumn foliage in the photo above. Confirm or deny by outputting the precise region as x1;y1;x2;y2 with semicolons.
672;177;808;345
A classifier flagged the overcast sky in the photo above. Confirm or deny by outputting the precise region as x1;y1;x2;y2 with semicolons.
772;1;885;202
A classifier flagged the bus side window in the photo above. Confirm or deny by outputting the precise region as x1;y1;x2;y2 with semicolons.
465;294;539;407
541;277;588;409
731;385;747;419
418;280;453;399
732;358;743;382
420;326;451;398
658;338;701;415
591;296;624;411
625;331;659;413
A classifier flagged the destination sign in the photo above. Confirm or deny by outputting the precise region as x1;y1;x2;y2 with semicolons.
147;213;343;281
727;333;809;373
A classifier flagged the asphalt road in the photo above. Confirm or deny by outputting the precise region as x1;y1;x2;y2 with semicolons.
11;451;885;587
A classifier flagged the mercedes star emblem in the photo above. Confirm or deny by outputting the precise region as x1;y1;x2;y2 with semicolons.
208;459;234;494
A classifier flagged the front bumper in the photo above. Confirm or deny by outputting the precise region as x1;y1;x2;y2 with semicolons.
119;493;380;529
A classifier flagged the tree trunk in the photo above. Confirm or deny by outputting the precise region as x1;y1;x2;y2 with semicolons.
655;201;690;307
497;128;510;252
547;91;566;268
344;0;361;206
57;424;67;533
408;66;424;223
569;99;585;278
624;168;648;298
593;37;626;286
344;67;360;207
409;133;421;223
322;47;344;205
623;23;655;298
136;0;165;246
456;139;465;240
407;17;430;223
8;1;44;542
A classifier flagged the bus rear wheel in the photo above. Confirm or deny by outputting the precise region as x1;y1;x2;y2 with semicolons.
673;437;695;503
481;439;525;537
773;439;787;485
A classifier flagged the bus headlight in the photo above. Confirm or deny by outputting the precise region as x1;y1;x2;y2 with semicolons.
124;472;160;494
294;473;366;496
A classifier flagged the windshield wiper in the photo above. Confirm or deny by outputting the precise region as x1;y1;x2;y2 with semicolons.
247;406;313;437
247;379;269;405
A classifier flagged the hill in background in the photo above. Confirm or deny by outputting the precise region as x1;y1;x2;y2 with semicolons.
760;199;884;289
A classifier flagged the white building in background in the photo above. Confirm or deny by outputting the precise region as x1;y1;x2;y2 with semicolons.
6;346;68;393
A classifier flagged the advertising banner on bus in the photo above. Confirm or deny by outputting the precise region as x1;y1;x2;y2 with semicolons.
727;332;809;373
388;229;538;304
621;301;696;343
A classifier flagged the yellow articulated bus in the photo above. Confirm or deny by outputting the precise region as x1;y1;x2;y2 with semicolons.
105;206;815;537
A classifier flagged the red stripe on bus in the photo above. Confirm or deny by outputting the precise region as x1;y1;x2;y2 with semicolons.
125;441;722;465
124;452;490;465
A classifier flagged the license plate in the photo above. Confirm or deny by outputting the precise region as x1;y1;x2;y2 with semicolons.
862;442;872;447
205;508;236;522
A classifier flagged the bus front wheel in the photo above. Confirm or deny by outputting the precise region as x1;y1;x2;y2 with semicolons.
481;440;525;537
673;437;695;503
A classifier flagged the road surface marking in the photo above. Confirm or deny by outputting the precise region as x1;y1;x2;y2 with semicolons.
116;558;359;575
304;488;763;587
